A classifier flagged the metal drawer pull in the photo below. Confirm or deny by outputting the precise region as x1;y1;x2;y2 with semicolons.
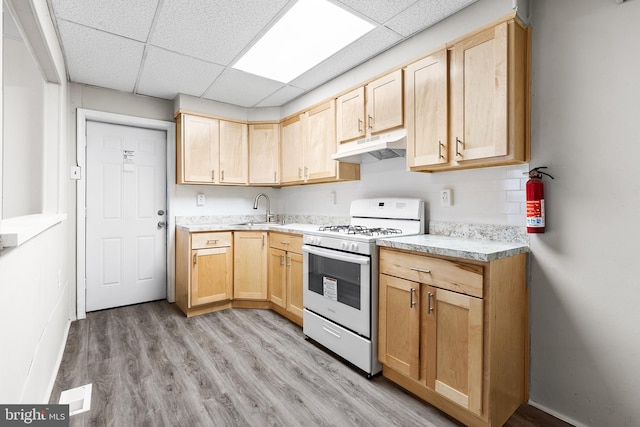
428;292;433;314
410;287;416;308
410;267;431;274
438;141;445;159
206;239;218;245
193;253;197;266
358;118;363;133
455;137;463;158
280;241;289;245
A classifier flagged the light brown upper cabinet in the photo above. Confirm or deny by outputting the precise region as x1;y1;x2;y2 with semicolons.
177;113;219;183
336;69;404;143
280;113;307;184
249;123;280;185
405;49;449;170
281;100;360;185
406;19;529;172
176;112;248;185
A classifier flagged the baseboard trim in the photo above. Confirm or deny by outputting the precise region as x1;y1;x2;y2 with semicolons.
528;400;583;427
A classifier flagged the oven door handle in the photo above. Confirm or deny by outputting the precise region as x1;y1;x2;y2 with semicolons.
302;245;370;265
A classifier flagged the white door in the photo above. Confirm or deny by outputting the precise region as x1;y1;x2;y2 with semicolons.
86;121;167;311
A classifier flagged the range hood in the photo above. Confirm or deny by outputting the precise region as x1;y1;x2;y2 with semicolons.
332;128;407;164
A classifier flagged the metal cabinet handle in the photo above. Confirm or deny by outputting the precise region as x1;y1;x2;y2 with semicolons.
262;235;265;246
358;118;363;133
221;170;225;181
286;255;291;267
438;141;445;159
410;267;431;274
410;287;416;308
193;253;197;266
207;239;218;245
298;167;302;178
280;241;290;245
304;166;309;179
211;169;215;180
280;254;285;266
428;292;433;314
273;171;277;183
367;115;373;129
455;137;463;158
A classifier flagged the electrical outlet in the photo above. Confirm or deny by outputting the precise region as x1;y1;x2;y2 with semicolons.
440;189;452;207
196;193;205;206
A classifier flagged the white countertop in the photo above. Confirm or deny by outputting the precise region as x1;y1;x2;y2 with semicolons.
376;234;529;262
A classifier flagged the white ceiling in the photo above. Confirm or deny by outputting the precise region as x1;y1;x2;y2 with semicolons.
47;0;478;108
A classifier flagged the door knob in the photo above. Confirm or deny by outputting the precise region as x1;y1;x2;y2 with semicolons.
157;221;167;229
157;210;165;216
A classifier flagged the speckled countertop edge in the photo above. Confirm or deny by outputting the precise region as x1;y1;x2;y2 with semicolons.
376;234;529;262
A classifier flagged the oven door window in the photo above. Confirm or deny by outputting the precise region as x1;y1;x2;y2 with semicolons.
307;252;361;310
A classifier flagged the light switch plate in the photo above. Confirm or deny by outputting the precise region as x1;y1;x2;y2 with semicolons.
440;189;452;207
197;193;205;206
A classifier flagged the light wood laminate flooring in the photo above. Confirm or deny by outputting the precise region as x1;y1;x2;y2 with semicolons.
50;301;571;427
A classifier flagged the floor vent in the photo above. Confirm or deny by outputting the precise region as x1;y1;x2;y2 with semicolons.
58;383;92;416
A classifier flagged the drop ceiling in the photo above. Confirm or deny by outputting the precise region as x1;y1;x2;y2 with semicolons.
47;0;478;108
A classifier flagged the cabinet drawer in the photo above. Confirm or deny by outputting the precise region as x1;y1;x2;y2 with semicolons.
191;232;232;249
380;248;483;298
269;232;303;253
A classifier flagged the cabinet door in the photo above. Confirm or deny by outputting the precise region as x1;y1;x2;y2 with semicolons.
425;286;483;415
249;123;279;185
180;114;219;183
268;247;286;308
234;232;268;299
286;252;304;319
366;69;403;134
406;50;448;169
306;100;337;181
378;274;420;380
280;114;305;184
336;86;365;143
451;22;508;162
219;120;248;184
191;247;232;306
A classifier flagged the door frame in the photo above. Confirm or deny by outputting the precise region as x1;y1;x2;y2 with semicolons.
76;108;176;319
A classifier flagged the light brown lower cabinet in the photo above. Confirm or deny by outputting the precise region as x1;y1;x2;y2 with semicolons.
175;229;233;317
268;232;303;325
175;229;302;322
234;231;268;300
378;247;527;427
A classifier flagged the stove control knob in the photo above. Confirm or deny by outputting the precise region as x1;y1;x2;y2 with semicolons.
341;241;348;250
350;242;358;252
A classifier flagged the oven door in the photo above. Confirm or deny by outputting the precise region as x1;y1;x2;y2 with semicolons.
302;244;371;338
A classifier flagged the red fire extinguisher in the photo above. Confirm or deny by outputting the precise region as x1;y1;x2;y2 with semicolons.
526;167;554;233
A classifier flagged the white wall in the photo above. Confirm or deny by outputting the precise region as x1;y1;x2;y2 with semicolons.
2;36;45;218
0;0;70;404
528;1;640;426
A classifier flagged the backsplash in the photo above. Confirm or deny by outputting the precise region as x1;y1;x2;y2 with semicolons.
176;215;528;245
428;221;529;245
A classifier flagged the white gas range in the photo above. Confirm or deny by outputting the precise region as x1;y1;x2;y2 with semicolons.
301;198;425;377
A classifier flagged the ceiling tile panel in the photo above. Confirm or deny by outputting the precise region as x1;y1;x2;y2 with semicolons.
50;0;159;42
290;26;402;90
137;46;225;99
256;85;306;108
203;69;285;108
335;0;419;24
150;0;291;65
385;0;478;37
56;20;144;92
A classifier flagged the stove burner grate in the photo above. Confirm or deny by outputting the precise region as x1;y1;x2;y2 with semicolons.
317;225;403;236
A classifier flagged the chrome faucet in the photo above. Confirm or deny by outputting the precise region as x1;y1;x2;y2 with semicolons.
253;193;273;223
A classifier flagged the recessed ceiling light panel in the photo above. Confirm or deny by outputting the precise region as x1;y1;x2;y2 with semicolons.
233;0;374;83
